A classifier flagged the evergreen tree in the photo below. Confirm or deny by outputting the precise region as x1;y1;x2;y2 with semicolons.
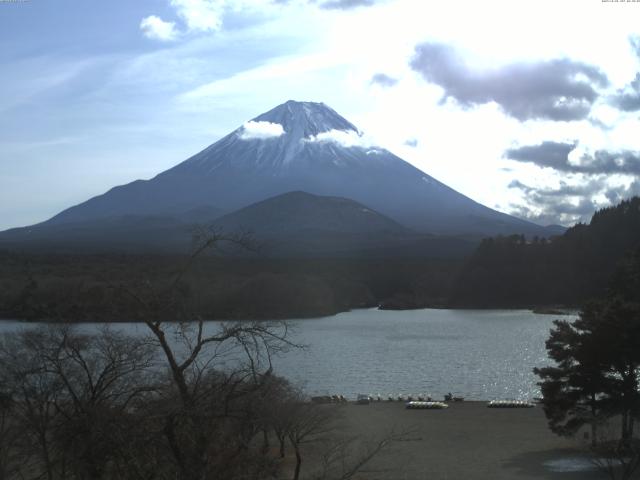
534;309;608;445
535;297;640;448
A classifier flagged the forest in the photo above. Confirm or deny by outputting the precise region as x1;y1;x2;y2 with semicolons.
0;318;400;479
451;197;640;308
0;251;461;322
533;225;640;480
0;234;407;479
1;197;639;322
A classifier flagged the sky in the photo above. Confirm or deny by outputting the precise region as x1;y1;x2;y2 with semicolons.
1;0;639;230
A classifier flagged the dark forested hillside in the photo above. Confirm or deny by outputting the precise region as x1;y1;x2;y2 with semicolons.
0;252;462;322
5;197;638;321
451;197;640;308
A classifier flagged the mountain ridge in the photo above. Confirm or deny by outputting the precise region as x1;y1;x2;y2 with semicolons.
2;100;561;247
0;191;478;258
213;190;411;236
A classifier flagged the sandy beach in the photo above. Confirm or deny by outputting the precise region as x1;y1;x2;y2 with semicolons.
300;401;609;480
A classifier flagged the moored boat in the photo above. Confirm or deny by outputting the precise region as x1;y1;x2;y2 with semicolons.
405;401;449;410
487;400;535;408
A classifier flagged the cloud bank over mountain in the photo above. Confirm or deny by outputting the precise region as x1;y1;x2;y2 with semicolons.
2;0;639;229
505;140;640;224
410;42;609;121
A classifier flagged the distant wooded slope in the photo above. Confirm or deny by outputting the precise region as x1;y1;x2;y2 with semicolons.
451;197;640;307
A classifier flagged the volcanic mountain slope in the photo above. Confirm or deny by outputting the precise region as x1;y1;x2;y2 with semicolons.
0;214;194;254
32;100;556;238
0;191;477;257
211;191;475;257
213;191;409;236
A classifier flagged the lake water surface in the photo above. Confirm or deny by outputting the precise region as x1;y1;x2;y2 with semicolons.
272;308;568;401
0;308;571;401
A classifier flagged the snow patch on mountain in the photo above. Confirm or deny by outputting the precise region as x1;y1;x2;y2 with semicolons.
254;101;359;138
238;121;285;140
304;129;376;149
35;100;556;238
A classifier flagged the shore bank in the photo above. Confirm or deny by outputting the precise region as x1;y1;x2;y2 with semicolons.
309;401;605;480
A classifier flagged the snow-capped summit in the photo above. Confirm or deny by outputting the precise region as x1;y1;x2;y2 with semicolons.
34;100;551;237
254;100;359;137
172;100;374;173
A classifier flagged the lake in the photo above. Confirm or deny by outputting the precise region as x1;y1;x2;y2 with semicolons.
0;308;570;401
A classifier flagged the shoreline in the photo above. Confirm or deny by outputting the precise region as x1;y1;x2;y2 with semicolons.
0;305;579;324
318;401;603;480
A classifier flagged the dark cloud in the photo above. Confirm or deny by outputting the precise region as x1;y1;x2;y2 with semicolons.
508;177;640;226
603;180;640;204
610;37;640;112
508;178;605;198
505;141;577;170
409;42;609;121
580;150;640;175
318;0;375;9
508;178;603;225
507;137;640;224
610;73;640;112
508;198;596;226
370;73;398;87
505;142;640;175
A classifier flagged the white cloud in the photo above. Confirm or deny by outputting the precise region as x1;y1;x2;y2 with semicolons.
170;0;225;33
166;0;278;35
305;129;376;148
139;1;257;41
8;0;640;229
140;15;178;41
238;120;285;139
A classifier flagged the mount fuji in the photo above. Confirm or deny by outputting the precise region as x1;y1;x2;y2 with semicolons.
0;101;561;254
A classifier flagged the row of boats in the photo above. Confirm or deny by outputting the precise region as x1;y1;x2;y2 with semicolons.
361;395;536;409
356;393;456;404
405;401;449;409
405;400;536;409
487;400;535;408
313;394;536;408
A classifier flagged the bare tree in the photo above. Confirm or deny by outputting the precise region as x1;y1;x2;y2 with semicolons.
0;328;66;480
0;228;400;480
312;428;418;480
590;420;640;480
263;376;299;459
0;326;157;480
118;229;298;480
46;327;156;479
286;400;337;480
0;388;20;480
130;313;295;479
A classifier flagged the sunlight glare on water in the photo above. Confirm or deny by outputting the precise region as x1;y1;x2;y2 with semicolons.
270;308;569;401
0;308;570;401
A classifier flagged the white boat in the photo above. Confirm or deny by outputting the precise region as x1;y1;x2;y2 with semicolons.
487;400;535;408
405;401;449;410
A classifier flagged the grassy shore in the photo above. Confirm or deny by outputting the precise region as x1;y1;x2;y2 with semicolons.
300;401;607;480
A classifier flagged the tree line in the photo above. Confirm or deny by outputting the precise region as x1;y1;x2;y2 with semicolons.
452;197;640;308
535;246;640;479
0;322;361;480
0;251;461;322
0;233;403;480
